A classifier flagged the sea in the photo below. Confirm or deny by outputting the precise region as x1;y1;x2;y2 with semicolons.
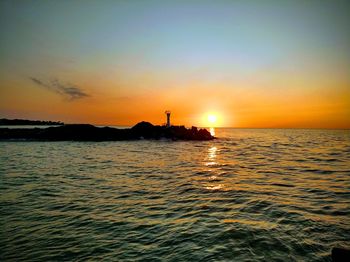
1;128;349;261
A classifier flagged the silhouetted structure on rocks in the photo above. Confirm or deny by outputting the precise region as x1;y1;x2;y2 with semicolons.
165;110;171;127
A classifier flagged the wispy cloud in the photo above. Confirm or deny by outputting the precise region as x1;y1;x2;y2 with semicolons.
30;77;89;101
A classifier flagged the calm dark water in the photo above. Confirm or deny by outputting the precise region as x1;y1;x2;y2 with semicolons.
1;129;349;261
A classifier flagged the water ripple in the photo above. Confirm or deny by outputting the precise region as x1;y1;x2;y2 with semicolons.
1;129;349;261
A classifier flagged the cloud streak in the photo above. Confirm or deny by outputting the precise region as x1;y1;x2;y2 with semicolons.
30;77;89;101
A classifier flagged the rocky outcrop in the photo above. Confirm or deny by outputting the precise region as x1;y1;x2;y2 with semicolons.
0;122;215;141
332;247;350;262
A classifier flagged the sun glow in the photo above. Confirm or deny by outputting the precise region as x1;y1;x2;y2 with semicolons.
201;112;224;127
208;114;217;124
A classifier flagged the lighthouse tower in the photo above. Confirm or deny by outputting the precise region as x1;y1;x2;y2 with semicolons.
165;110;171;127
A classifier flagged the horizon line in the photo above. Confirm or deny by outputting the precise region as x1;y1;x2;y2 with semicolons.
1;118;349;130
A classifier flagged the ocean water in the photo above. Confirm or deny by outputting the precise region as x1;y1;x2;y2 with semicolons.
0;128;349;261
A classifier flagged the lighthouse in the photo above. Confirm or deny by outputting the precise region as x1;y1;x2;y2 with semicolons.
165;110;171;127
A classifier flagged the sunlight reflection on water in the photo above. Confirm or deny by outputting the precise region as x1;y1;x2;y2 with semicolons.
205;146;218;167
210;127;215;136
208;145;217;160
205;145;225;190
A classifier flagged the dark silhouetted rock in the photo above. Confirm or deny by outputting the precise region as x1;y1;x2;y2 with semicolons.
131;121;159;139
332;247;350;262
131;121;154;130
0;122;215;141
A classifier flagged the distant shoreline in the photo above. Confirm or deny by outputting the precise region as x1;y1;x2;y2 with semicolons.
0;118;64;126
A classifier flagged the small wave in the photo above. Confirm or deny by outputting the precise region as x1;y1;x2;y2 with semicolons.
304;169;334;174
271;183;295;188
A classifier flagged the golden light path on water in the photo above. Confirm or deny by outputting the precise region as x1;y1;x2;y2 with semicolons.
205;144;224;191
209;127;215;137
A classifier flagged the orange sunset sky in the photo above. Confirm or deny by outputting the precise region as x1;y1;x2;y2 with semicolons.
1;1;349;128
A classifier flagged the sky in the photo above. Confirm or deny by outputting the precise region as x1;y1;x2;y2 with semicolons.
0;0;349;128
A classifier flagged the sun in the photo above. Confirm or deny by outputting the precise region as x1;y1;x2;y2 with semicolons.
202;112;224;127
207;114;217;124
